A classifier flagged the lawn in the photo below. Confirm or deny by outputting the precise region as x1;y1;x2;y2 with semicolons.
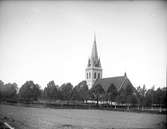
0;104;166;129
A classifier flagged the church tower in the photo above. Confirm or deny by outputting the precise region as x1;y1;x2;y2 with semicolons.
86;35;102;89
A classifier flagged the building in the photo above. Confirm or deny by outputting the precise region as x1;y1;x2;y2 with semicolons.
94;72;133;92
85;35;102;89
85;35;133;91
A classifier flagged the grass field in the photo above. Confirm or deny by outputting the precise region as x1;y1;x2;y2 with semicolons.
0;104;166;129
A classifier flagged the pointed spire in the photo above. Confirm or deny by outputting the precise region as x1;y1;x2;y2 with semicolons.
91;33;98;61
94;32;96;43
124;72;127;78
98;58;101;67
87;58;91;67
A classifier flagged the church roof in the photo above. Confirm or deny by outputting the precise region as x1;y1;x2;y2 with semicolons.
94;75;133;92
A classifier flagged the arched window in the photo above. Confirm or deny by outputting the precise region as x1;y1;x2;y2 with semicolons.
98;73;100;78
87;73;88;79
89;72;91;78
94;72;96;79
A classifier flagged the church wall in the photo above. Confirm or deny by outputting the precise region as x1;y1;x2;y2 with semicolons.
85;67;102;89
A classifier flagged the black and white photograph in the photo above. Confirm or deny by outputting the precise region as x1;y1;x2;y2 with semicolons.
0;0;166;129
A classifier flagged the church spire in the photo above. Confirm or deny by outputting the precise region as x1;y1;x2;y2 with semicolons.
94;32;96;43
91;33;98;61
86;34;102;88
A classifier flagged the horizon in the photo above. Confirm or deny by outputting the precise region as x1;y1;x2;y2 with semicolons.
0;1;166;89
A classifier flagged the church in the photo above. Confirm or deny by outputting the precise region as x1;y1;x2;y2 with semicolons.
85;35;133;92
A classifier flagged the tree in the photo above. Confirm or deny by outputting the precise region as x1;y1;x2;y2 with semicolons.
145;86;155;107
0;80;4;99
90;84;105;106
0;80;4;87
74;81;89;102
126;94;138;105
0;81;18;101
106;83;118;105
43;81;58;100
144;87;166;109
136;85;147;109
5;83;18;98
161;87;167;108
125;84;134;96
60;83;73;100
154;87;163;107
71;87;82;101
116;88;126;104
124;84;136;107
19;81;41;102
116;84;136;107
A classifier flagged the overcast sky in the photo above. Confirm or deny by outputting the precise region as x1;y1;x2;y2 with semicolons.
0;1;166;89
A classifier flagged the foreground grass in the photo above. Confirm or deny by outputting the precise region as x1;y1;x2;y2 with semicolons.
0;104;166;129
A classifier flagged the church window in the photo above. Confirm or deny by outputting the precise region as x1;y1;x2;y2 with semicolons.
89;72;91;78
98;73;100;78
87;73;88;79
94;72;96;79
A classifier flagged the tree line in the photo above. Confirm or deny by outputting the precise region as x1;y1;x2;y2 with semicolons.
0;80;166;108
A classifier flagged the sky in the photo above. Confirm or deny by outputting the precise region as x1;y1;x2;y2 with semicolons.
0;0;167;89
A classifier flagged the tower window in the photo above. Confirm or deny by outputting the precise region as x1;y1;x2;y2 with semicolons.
94;72;96;79
87;73;88;79
98;73;100;78
89;72;91;78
